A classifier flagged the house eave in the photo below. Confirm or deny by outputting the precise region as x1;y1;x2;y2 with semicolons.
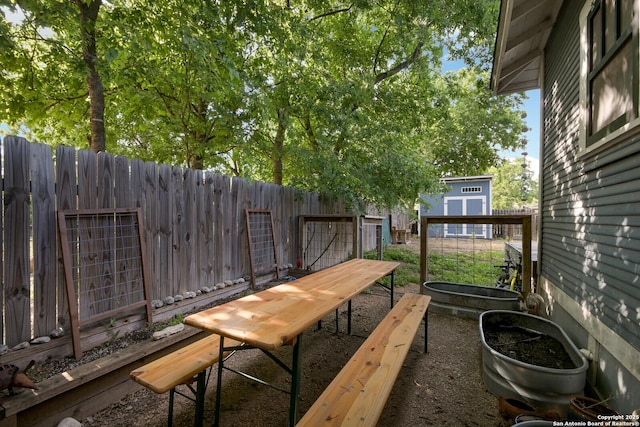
491;0;563;95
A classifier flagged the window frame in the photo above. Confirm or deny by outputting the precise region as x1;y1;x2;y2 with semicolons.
461;186;482;194
579;0;640;157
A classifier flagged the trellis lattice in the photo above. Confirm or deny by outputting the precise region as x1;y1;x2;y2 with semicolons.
245;209;280;287
298;215;358;272
58;208;152;358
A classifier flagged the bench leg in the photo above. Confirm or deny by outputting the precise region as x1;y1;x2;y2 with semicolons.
289;335;302;427
167;371;207;427
168;388;175;427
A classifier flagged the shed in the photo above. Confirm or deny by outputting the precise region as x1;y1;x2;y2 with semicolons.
420;175;492;239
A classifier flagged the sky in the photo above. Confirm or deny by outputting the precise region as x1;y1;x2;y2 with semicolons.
511;89;540;179
441;54;541;179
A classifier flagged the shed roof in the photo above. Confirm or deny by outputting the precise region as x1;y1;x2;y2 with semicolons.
491;0;563;95
441;175;493;183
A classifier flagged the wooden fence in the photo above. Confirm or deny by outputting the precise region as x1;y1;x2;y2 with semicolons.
1;136;404;351
492;208;538;240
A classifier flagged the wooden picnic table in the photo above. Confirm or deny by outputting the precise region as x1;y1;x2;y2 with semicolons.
184;258;400;426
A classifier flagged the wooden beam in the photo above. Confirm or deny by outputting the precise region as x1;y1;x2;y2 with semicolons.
420;214;530;225
498;51;540;92
420;215;534;292
505;18;553;53
511;0;547;21
0;329;207;427
500;79;542;94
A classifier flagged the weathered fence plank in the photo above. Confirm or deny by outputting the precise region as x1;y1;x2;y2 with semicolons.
171;165;186;295
30;142;57;336
234;177;250;279
4;136;32;346
213;174;225;285
130;159;147;304
96;154;115;312
220;174;232;280
115;156;131;208
143;161;159;299
182;167;197;293
157;163;172;300
78;150;97;210
78;212;100;318
55;145;78;332
97;152;114;210
200;172;215;287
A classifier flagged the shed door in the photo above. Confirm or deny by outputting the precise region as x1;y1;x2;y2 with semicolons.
466;198;485;236
444;196;487;237
445;199;463;236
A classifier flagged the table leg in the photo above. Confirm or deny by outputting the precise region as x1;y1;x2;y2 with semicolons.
424;308;429;353
214;336;225;427
347;300;352;335
390;270;395;309
289;335;302;427
194;370;206;427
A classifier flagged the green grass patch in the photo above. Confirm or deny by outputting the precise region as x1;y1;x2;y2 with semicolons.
427;250;504;286
363;246;420;286
364;246;504;287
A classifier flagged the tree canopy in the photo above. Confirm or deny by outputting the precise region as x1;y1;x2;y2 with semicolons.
0;0;528;211
489;157;539;209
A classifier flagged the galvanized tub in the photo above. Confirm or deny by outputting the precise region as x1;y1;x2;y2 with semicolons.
479;310;588;416
421;281;521;317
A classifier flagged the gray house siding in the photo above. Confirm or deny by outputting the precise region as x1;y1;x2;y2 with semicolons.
541;0;640;411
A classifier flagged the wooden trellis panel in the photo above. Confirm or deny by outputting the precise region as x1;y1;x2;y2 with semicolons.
246;209;280;287
58;208;152;358
298;215;358;271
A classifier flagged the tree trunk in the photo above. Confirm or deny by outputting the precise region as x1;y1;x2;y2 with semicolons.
187;131;205;170
76;0;106;153
301;113;318;150
272;108;287;185
184;99;209;170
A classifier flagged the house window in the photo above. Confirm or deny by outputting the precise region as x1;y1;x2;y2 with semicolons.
580;0;639;153
461;186;482;193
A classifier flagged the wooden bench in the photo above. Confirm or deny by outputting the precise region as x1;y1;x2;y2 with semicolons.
391;228;412;244
130;334;240;427
296;292;430;427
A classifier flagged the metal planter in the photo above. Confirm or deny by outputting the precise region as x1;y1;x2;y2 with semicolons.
421;281;521;317
479;310;588;416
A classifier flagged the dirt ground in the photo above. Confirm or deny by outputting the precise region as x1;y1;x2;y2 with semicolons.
81;286;502;427
79;241;505;426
